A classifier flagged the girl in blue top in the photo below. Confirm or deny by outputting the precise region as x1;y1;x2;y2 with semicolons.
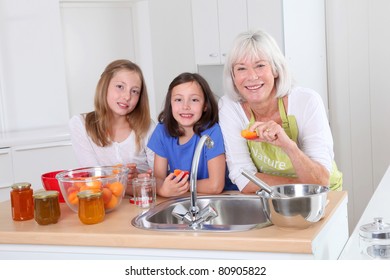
148;72;235;197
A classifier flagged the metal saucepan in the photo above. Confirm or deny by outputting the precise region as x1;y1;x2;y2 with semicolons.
241;169;330;229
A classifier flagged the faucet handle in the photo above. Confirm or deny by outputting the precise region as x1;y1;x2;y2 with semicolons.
172;204;192;224
198;204;218;223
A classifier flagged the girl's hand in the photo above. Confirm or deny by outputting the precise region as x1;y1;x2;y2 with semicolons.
158;172;189;197
138;167;153;177
125;163;138;196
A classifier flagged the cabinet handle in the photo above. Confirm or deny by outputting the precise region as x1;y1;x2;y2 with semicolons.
209;53;219;58
222;53;227;57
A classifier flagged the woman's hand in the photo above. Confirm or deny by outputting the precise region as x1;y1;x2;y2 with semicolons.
157;172;189;197
249;121;294;150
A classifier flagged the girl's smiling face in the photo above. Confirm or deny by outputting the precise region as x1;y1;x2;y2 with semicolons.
171;81;205;133
232;58;277;103
106;69;141;117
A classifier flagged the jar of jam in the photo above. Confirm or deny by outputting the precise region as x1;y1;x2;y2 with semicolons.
77;190;105;225
10;182;34;221
33;190;61;225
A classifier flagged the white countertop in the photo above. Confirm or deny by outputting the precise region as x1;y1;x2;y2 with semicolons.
0;125;71;148
339;165;390;259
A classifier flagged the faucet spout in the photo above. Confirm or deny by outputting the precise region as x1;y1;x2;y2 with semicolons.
171;134;217;229
189;135;214;220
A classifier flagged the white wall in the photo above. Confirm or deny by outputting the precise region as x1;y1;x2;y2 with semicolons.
283;0;328;114
148;0;196;116
60;1;137;118
326;0;390;230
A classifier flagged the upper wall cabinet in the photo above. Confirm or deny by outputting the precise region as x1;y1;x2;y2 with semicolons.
247;0;284;52
191;0;284;65
191;0;247;65
0;0;70;132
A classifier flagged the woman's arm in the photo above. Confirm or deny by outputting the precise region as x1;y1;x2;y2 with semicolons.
219;97;259;191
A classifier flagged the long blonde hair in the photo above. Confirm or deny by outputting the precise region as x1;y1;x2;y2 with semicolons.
85;59;151;151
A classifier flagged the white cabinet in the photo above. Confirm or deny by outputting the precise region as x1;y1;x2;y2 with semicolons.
0;0;69;132
191;0;284;65
12;141;77;192
0;126;78;202
0;148;13;202
191;0;247;65
247;0;284;52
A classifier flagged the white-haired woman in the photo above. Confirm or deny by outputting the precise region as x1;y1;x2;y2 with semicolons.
219;30;342;193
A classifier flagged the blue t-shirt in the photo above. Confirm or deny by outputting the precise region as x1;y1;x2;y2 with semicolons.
147;123;238;191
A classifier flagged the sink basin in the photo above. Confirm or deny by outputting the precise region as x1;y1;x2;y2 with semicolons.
131;194;271;232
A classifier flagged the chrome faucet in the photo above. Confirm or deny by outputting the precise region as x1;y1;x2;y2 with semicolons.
172;134;218;229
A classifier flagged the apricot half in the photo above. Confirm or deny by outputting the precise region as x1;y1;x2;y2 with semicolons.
173;169;189;177
241;129;258;140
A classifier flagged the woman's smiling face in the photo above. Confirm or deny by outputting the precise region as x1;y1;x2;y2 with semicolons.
232;58;277;103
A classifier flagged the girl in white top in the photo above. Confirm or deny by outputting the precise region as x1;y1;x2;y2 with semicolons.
69;59;155;195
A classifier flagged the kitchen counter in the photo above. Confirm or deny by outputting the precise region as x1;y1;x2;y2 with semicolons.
0;191;348;260
339;165;390;259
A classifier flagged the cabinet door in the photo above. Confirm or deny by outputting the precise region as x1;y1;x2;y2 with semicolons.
218;0;247;63
60;1;137;117
12;141;78;191
0;0;69;131
247;0;284;53
0;148;13;202
192;0;220;65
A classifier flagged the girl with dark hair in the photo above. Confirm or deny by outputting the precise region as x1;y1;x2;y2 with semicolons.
148;72;235;197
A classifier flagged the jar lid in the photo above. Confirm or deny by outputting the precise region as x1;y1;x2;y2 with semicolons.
77;190;102;199
359;217;390;239
33;190;59;199
11;182;31;190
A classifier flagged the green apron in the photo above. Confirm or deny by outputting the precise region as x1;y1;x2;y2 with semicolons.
246;98;343;191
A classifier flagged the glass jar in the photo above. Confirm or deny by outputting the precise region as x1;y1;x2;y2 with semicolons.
33;190;61;225
10;182;34;221
77;190;105;225
359;217;390;259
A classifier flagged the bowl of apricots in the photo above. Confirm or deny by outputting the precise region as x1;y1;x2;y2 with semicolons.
55;166;129;213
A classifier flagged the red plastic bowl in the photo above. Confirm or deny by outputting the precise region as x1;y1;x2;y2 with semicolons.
41;170;65;203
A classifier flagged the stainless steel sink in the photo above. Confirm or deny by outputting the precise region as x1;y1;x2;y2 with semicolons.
131;194;271;232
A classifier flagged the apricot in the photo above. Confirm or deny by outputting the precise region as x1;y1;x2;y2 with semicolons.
67;191;79;205
173;169;189;177
86;180;102;189
108;181;124;197
74;181;86;189
104;194;118;209
67;186;79;194
112;163;123;174
102;187;113;204
241;129;258;140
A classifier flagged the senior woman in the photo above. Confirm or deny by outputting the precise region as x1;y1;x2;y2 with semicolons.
218;30;342;193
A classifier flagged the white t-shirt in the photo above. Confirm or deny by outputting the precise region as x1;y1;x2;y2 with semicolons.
69;115;155;171
218;87;335;191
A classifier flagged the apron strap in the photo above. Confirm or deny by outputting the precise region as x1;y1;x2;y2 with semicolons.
278;98;298;143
